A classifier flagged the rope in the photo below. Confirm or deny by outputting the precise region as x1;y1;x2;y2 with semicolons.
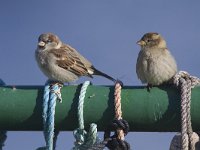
170;71;200;150
73;81;101;150
0;79;7;150
104;81;130;150
0;131;7;150
114;82;124;140
78;81;90;130
40;81;62;150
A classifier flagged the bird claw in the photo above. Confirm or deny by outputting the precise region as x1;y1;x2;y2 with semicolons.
147;84;153;92
57;96;62;103
49;82;63;103
50;88;63;103
115;79;124;87
49;82;63;87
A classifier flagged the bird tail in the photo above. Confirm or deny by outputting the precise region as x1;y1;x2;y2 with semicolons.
92;67;116;83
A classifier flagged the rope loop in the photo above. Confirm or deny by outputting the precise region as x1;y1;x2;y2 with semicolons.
73;128;87;146
170;71;200;150
172;71;200;88
41;81;62;150
73;81;101;150
104;80;130;150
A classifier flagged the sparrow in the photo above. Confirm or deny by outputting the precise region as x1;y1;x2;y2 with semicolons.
136;32;177;91
35;33;117;84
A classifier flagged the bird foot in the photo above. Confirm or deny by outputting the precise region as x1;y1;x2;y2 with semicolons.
147;84;153;92
49;82;63;103
115;79;124;87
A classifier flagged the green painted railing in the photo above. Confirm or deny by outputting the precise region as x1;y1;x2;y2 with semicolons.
0;85;199;132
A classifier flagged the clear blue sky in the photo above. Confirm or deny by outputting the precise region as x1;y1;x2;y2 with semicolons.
0;0;200;149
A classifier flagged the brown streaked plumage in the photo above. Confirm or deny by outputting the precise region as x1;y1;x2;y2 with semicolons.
136;32;177;90
35;33;116;83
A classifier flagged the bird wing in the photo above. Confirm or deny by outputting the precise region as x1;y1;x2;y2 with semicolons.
136;50;148;83
49;44;93;77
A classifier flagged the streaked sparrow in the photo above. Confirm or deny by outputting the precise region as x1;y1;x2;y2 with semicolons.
136;32;177;90
35;33;116;84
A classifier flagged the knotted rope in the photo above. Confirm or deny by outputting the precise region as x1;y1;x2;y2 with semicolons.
73;81;101;150
0;79;7;150
40;81;62;150
104;81;130;150
170;71;200;150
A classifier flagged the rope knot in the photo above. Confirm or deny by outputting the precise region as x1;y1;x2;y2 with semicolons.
172;71;200;88
73;128;87;146
105;138;130;150
104;119;130;150
104;119;129;140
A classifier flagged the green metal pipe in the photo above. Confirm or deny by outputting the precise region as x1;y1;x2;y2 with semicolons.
0;85;199;132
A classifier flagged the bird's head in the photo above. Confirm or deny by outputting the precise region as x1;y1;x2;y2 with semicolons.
37;33;62;50
137;32;167;49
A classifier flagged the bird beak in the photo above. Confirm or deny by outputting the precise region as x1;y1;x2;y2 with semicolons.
137;40;146;46
38;41;45;47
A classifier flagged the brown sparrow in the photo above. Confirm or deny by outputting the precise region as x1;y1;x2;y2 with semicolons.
136;32;177;90
35;33;116;84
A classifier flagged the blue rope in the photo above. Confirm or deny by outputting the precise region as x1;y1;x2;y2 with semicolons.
43;83;50;144
42;81;62;150
73;81;103;150
78;81;90;130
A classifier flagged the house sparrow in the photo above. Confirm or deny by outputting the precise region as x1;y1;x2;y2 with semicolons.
35;33;116;84
136;32;177;90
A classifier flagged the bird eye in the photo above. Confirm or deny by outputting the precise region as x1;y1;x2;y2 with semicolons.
47;39;52;43
147;39;152;43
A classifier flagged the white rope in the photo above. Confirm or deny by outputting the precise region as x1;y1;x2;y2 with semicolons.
170;71;200;150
